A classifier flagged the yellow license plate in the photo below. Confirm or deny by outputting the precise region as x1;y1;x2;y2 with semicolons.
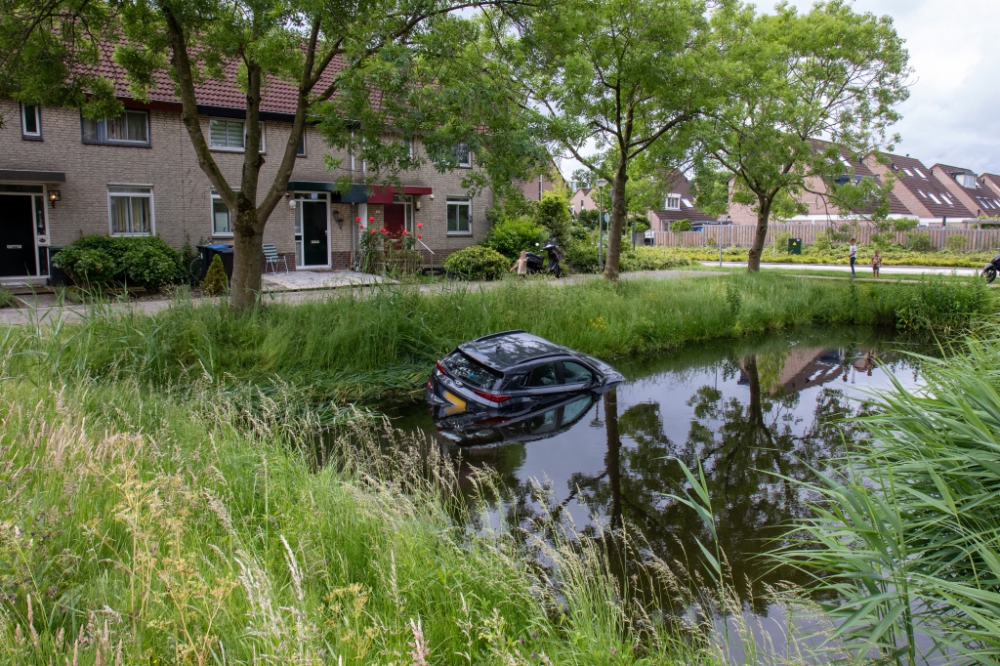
443;390;467;416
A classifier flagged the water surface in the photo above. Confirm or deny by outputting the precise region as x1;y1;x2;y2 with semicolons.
391;327;927;610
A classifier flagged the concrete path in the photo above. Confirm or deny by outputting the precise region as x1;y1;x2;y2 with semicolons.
0;269;722;326
701;261;980;277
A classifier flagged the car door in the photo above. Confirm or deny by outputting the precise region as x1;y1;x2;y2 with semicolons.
561;360;596;392
521;361;567;399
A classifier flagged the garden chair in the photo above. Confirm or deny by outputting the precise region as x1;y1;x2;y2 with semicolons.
263;243;289;274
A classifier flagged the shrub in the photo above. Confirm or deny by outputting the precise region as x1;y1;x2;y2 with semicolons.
482;216;549;260
444;246;510;281
534;191;572;248
564;239;599;273
627;215;651;235
812;234;832;251
893;217;920;233
907;231;932;252
0;287;13;309
52;235;182;291
570;224;592;242
201;254;229;295
576;209;600;229
670;219;692;232
946;234;968;252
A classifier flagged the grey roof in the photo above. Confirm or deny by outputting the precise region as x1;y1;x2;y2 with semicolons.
459;331;566;370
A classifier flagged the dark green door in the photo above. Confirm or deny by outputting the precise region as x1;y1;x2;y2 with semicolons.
302;200;328;266
0;195;37;277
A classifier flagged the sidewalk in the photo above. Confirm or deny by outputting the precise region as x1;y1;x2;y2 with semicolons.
0;268;722;326
700;261;979;277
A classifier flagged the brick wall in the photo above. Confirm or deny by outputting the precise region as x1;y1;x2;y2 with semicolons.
1;99;493;273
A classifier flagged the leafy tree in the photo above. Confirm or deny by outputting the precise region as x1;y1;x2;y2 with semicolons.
2;0;537;310
533;190;572;248
491;0;716;279
694;1;909;271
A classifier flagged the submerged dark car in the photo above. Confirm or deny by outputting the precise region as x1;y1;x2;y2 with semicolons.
434;391;597;447
425;331;624;431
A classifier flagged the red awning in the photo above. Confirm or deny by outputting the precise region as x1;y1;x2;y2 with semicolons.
368;185;433;204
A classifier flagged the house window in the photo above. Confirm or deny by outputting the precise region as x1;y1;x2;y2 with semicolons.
21;104;41;138
108;186;153;236
928;192;941;205
82;110;149;145
211;190;236;235
665;194;681;211
297;130;306;157
451;142;471;167
447;198;471;234
209;118;264;152
403;138;414;159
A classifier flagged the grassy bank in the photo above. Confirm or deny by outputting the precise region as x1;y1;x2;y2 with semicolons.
654;244;996;268
5;274;994;405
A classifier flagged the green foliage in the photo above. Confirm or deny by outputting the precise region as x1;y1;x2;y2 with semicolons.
52;235;182;291
533;191;572;248
482;216;549;260
812;234;832;251
946;234;968;252
892;217;920;232
577;209;600;229
0;287;13;309
443;246;510;281
670;219;692;232
907;231;932;252
776;334;1000;663
695;1;909;266
630;215;651;235
179;238;200;286
201;253;229;296
657;243;998;269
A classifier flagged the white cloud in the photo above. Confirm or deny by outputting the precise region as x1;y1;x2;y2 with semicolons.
773;0;1000;174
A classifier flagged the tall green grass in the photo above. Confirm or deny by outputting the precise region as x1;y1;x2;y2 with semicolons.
5;274;993;404
775;334;1000;665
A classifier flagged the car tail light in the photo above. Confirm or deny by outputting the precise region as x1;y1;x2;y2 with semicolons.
436;361;449;376
472;389;511;403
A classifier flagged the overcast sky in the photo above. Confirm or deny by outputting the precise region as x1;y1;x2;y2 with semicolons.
559;0;1000;183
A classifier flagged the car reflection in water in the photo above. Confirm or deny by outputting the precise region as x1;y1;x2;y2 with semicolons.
432;391;598;447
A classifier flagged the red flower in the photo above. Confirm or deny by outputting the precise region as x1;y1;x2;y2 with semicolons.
380;228;388;234
359;224;364;230
402;230;409;236
417;222;423;229
355;216;361;222
417;234;422;240
370;229;377;235
369;216;375;223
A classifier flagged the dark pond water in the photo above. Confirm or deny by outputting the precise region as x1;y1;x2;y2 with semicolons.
389;327;928;612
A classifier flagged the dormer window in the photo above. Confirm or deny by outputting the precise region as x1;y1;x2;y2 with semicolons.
956;173;977;188
665;194;681;211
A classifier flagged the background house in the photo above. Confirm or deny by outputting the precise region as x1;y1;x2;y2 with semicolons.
647;173;720;230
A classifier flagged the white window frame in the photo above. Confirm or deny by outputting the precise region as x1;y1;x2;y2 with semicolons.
297;128;306;157
208;118;265;153
20;103;41;138
928;192;942;205
108;185;154;237
665;194;681;211
210;189;237;237
451;142;472;168
82;110;150;146
403;137;414;159
446;197;472;235
917;189;926;198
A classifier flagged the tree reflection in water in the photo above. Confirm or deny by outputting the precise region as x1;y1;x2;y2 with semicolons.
404;331;924;612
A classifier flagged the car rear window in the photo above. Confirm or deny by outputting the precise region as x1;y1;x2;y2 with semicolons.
443;351;503;389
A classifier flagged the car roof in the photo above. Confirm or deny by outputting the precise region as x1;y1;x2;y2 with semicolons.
458;331;568;371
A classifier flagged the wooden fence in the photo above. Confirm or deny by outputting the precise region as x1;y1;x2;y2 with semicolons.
648;223;1000;253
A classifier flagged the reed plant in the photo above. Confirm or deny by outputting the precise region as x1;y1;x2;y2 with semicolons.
775;333;1000;665
4;274;992;405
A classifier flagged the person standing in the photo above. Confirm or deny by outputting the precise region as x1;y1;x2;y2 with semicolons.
870;248;882;279
510;250;529;278
848;237;857;277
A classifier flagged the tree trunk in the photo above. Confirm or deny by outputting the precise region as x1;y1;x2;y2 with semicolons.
230;210;265;311
748;199;772;273
604;159;629;280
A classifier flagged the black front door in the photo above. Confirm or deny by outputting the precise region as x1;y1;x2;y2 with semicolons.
302;201;328;266
0;195;36;277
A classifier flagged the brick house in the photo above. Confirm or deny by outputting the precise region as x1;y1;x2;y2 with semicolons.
0;69;493;279
569;187;599;216
515;160;566;202
646;173;720;230
928;164;1000;219
864;153;976;225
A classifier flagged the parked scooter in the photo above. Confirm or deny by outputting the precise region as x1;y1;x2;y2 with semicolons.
525;241;563;278
984;251;1000;284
